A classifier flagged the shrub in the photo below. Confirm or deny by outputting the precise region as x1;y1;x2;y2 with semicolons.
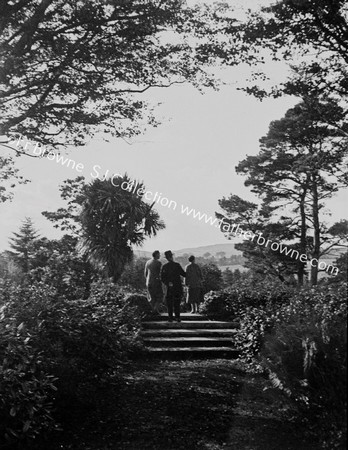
199;279;293;363
0;279;144;446
201;279;347;447
200;263;223;293
200;278;293;320
0;320;58;447
125;294;152;318
261;282;347;449
199;290;235;319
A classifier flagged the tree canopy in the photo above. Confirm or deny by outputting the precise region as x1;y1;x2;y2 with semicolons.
235;0;348;99
217;98;348;285
0;0;245;148
42;174;165;282
8;216;40;273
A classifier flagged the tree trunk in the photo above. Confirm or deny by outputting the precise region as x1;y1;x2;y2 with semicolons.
298;188;308;285
311;176;320;286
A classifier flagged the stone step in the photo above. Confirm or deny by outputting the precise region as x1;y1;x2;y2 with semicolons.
143;313;207;322
145;346;239;359
142;320;238;330
141;329;238;337
143;337;235;347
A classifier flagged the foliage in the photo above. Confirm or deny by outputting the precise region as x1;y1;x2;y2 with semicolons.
222;267;234;286
3;224;96;300
0;318;58;447
200;262;223;293
28;234;94;300
42;175;165;283
175;252;245;268
118;257;148;291
199;289;236;320
217;99;348;285
0;0;233;146
42;176;86;235
237;0;348;100
202;278;347;448
80;175;165;282
329;251;348;283
8;217;40;273
262;282;347;449
200;276;292;321
124;293;152;319
0;279;144;446
0;154;29;203
0;251;22;281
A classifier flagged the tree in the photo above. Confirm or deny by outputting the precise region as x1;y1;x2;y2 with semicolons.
119;257;148;291
42;176;86;235
201;263;222;293
29;234;94;300
233;268;242;281
43;175;165;282
222;267;233;286
80;175;164;282
8;217;40;273
217;99;348;285
0;251;22;281
0;1;254;202
0;1;211;144
330;251;348;283
0;153;29;202
236;0;348;100
216;195;302;283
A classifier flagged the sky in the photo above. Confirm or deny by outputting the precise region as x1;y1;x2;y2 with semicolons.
0;1;347;254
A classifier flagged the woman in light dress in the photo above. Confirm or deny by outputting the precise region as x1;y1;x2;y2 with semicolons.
185;255;204;314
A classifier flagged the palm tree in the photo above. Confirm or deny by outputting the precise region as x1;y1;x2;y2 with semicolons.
80;175;165;282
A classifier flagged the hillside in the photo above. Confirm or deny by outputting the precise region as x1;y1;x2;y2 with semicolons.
134;243;242;259
174;243;241;257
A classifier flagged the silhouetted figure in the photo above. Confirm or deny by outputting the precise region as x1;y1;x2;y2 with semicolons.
161;250;186;322
144;250;163;313
185;255;204;313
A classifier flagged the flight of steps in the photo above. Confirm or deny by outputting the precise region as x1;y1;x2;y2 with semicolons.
141;313;239;359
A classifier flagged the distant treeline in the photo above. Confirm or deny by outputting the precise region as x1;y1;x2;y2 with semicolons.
173;252;245;267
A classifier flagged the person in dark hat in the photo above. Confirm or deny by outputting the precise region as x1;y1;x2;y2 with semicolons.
160;250;186;322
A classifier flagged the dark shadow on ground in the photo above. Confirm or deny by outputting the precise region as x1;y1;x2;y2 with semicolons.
50;359;319;450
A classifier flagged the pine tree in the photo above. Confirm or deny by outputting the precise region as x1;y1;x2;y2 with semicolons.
222;267;233;286
8;218;40;273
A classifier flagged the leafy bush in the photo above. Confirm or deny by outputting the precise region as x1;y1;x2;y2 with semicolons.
199;278;293;363
262;282;347;449
3;279;143;381
200;263;223;293
200;279;347;448
125;294;153;318
199;290;235;319
200;277;293;320
0;279;144;447
0;319;58;447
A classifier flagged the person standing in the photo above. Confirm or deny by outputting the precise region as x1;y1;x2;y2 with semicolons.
161;250;186;322
185;255;204;314
144;250;163;313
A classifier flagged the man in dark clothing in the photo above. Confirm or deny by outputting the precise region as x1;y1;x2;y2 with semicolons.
161;250;186;322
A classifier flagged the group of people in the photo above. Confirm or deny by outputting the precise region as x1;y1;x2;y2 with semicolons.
144;250;204;322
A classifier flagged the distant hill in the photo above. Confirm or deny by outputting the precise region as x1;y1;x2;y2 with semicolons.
133;250;152;259
134;244;346;260
173;243;241;257
134;243;241;259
